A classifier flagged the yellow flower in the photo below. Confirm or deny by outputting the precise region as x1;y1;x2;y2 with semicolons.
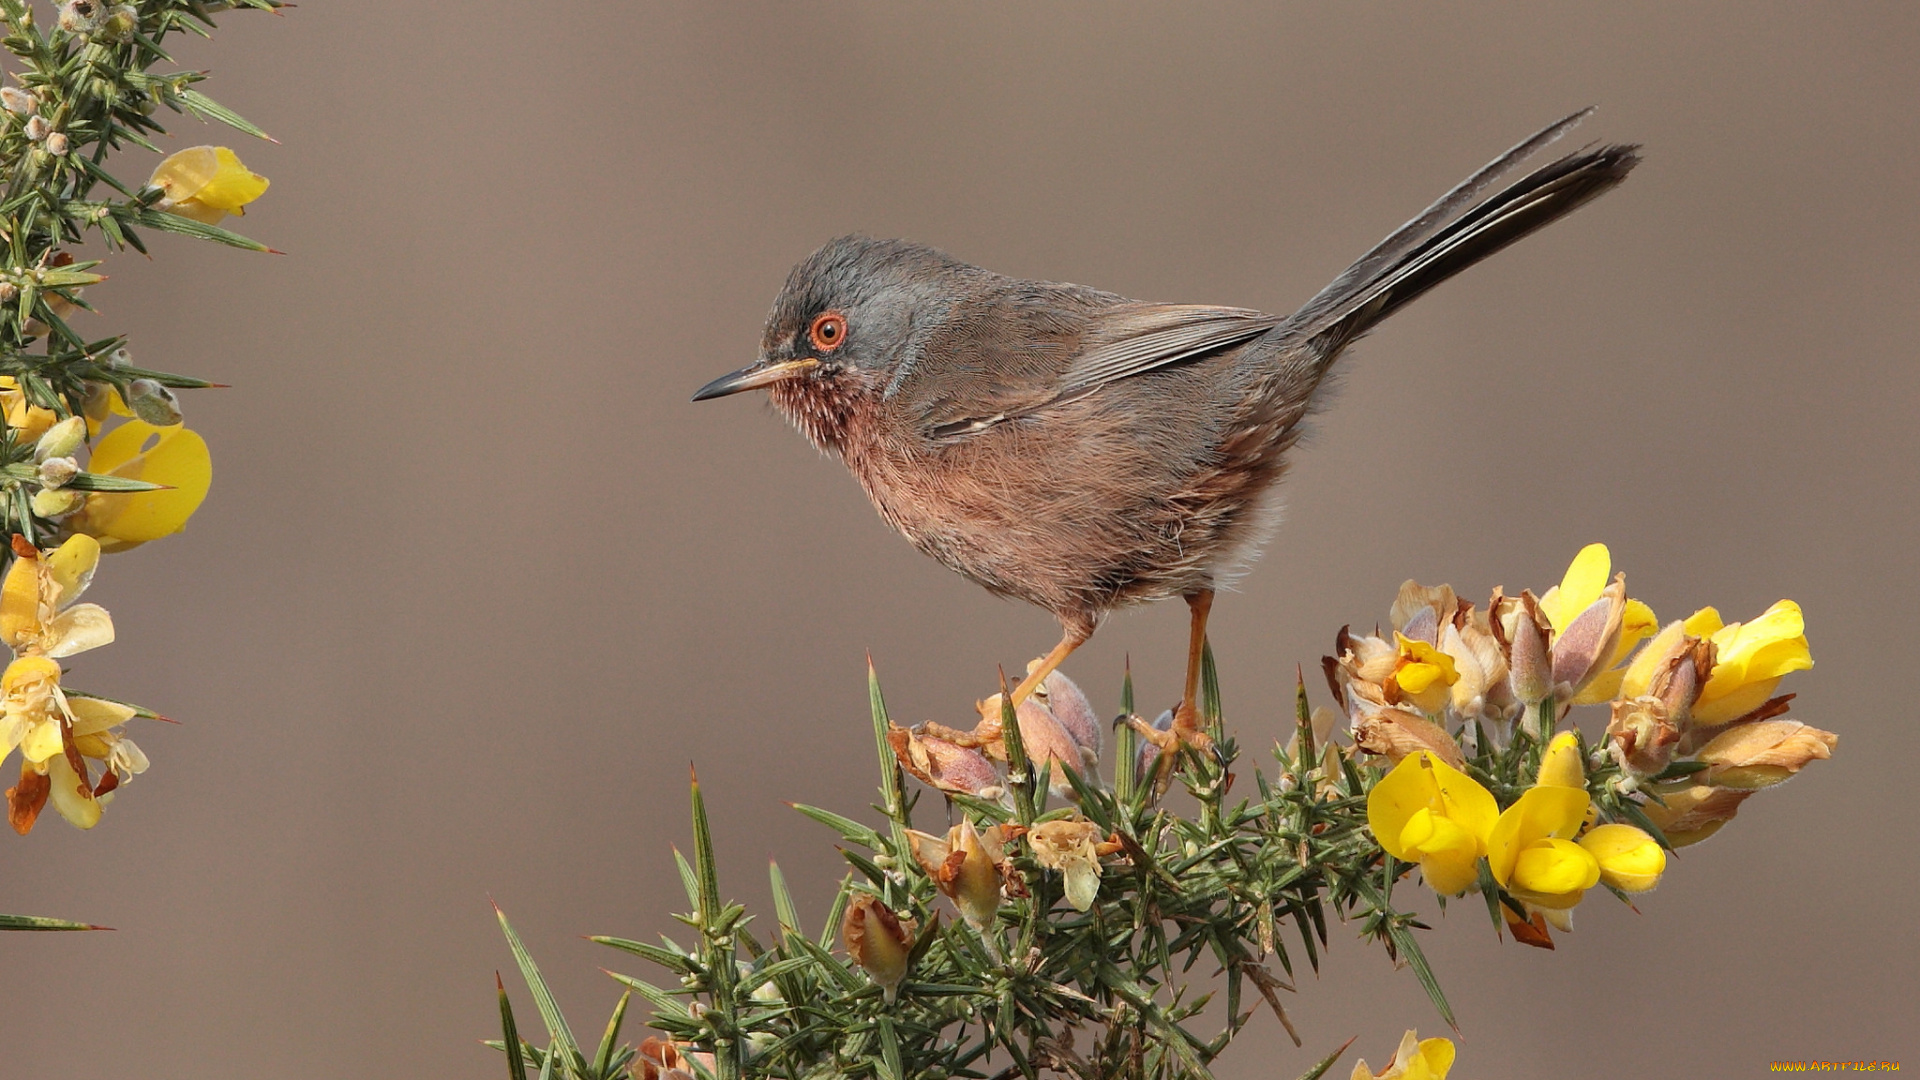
1388;633;1458;715
1487;785;1598;918
0;377;60;444
148;146;269;225
1579;823;1666;892
1489;782;1665;919
0;534;112;659
1686;601;1813;725
1536;730;1586;789
0;537;147;832
1367;751;1498;896
1351;1030;1455;1080
69;420;212;552
1537;542;1612;632
1537;544;1657;703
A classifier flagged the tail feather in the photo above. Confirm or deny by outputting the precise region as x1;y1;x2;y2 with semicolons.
1280;115;1639;356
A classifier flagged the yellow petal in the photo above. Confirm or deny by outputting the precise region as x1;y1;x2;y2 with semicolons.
1510;837;1601;901
66;696;135;737
149;146;269;220
44;534;100;608
1536;731;1585;789
192;147;270;213
19;718;63;764
46;753;100;829
1692;676;1782;727
0;554;40;650
44;602;112;658
1683;606;1724;638
1580;823;1666;892
1487;785;1592;886
1540;543;1610;632
1399;809;1482;895
76;422;212;546
1367;751;1497;864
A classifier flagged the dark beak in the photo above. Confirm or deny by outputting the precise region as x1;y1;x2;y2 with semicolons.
691;359;820;402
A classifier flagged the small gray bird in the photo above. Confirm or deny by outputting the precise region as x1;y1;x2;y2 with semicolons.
695;109;1637;759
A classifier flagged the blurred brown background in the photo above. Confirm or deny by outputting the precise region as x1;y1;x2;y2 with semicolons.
3;2;1915;1076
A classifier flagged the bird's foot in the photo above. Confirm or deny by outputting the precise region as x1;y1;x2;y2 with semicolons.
1129;702;1214;798
922;718;997;750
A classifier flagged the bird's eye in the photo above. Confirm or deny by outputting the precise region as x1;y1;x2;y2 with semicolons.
809;311;847;353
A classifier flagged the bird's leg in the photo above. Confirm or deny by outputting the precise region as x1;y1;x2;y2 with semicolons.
1010;625;1089;707
1135;590;1216;795
1173;589;1214;744
972;620;1091;731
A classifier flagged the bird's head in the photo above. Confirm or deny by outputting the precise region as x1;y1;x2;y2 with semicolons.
692;236;975;433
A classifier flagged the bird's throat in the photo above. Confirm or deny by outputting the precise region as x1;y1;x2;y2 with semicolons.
768;372;871;457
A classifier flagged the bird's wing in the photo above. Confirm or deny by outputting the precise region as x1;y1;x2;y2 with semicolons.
1050;303;1280;401
900;299;1279;441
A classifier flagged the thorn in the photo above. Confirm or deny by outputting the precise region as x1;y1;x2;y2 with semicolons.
263;248;286;256
495;970;506;992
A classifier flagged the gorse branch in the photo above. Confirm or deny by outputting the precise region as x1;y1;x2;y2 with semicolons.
0;0;277;848
492;554;1830;1075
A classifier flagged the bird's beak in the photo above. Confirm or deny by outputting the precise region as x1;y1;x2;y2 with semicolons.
691;358;820;402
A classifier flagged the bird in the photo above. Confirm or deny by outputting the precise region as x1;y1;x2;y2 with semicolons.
694;109;1637;768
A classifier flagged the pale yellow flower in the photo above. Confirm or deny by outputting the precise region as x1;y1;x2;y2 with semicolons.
1028;817;1108;911
1351;1030;1455;1080
841;894;914;1001
148;146;269;225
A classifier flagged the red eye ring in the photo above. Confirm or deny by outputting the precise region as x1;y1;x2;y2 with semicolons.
809;311;848;353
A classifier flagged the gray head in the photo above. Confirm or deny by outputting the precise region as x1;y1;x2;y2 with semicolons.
692;235;980;407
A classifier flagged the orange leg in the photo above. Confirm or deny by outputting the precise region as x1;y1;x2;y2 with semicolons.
1136;590;1216;795
1008;624;1089;707
1173;589;1214;740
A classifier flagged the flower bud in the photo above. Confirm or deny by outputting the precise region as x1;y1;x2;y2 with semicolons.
24;114;49;142
1536;730;1585;789
841;894;914;1001
0;87;35;115
1639;783;1752;847
34;415;86;462
1506;591;1552;707
0;281;17;304
1038;669;1102;768
30;487;84;519
1578;823;1665;893
1694;718;1838;790
44;131;67;156
36;456;78;490
125;379;182;426
58;0;104;34
1550;574;1627;696
101;5;137;39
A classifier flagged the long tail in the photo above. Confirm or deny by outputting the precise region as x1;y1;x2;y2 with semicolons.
1279;108;1639;357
